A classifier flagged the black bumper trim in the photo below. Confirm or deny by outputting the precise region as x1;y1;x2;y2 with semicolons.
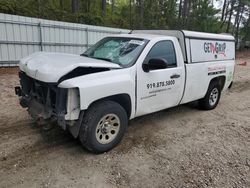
15;86;22;96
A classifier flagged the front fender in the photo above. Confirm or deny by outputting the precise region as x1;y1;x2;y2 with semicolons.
58;69;135;117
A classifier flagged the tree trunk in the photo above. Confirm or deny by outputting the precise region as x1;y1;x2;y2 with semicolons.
129;0;132;29
111;0;115;16
102;0;106;17
220;0;229;29
71;0;79;13
135;0;144;28
226;0;235;33
139;0;144;29
235;4;245;47
178;0;183;19
186;0;191;29
59;0;63;8
233;0;242;33
242;9;250;48
182;0;188;18
182;0;188;27
221;0;227;22
86;0;91;12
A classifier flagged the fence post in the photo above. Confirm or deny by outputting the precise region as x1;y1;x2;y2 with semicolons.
86;27;89;49
38;22;43;51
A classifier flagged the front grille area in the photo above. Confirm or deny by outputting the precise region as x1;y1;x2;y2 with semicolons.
19;71;67;117
19;72;57;107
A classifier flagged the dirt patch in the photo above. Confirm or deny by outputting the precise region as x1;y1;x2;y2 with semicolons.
230;80;250;93
0;67;19;75
236;49;250;59
0;54;250;187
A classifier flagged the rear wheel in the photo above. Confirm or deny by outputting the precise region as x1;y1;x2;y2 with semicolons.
199;82;221;110
79;100;128;153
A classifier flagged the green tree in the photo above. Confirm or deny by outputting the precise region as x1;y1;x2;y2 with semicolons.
0;0;250;49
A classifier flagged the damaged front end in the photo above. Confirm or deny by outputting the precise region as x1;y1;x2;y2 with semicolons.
15;71;77;130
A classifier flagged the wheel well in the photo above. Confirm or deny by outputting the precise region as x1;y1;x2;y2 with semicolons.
90;94;132;118
210;76;226;90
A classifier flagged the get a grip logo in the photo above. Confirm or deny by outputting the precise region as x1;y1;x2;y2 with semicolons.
147;80;175;89
204;42;226;57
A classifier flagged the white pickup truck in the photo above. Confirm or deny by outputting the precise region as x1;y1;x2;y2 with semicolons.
15;30;235;153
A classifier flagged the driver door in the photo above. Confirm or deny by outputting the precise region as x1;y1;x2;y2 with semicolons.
136;39;185;117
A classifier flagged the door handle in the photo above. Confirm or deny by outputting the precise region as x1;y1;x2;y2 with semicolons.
170;74;180;79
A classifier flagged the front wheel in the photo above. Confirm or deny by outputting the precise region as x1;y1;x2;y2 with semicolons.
79;100;128;153
199;82;221;110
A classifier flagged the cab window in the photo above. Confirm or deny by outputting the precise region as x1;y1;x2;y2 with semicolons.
145;40;177;68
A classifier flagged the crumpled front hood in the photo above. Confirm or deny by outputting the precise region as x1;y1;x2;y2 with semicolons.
19;52;121;83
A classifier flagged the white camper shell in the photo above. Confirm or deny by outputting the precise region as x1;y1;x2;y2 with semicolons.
132;30;235;63
16;30;235;153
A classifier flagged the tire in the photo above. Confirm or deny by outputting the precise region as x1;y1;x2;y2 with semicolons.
79;100;128;153
199;82;221;110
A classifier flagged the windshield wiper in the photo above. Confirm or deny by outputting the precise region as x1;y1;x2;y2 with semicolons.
95;57;123;67
94;57;113;62
80;55;121;66
80;53;89;57
81;54;112;62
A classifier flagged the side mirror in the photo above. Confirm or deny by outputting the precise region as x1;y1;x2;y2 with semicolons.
142;58;168;72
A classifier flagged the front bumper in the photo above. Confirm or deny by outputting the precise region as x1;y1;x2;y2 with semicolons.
15;72;68;129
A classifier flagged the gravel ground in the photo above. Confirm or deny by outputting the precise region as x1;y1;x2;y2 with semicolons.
0;53;249;188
